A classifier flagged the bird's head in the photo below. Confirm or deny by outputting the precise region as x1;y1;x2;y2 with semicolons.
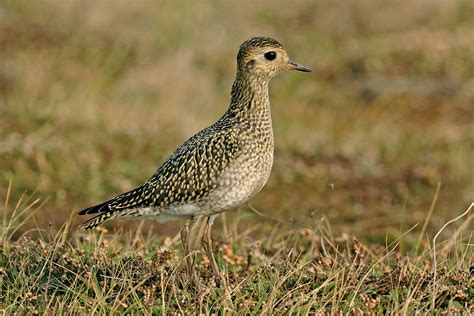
236;37;311;80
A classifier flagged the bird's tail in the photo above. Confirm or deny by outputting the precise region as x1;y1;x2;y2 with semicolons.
79;212;114;230
79;208;142;230
78;184;152;230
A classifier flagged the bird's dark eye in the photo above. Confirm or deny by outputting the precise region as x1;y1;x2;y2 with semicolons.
264;51;277;61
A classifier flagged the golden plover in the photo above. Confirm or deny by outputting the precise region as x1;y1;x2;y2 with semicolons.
78;36;310;277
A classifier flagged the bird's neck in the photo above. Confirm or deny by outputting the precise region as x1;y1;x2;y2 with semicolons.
228;70;270;117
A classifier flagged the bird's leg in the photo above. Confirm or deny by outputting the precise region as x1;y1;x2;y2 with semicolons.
202;214;219;278
180;217;197;280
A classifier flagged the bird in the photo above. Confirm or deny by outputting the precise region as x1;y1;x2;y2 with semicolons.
78;36;310;278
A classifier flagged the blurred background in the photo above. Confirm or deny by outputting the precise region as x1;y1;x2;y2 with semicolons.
0;0;472;245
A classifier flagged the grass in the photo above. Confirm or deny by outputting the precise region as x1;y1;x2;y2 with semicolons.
1;194;472;314
0;0;473;313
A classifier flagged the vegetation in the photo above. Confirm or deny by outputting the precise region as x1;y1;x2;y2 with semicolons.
1;0;472;313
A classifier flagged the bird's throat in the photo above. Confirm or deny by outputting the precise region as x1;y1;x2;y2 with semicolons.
228;71;270;116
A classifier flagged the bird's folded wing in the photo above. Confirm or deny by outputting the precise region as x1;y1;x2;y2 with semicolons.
145;126;243;207
78;125;243;218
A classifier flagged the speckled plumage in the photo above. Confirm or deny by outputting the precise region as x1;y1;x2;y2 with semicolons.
78;36;310;231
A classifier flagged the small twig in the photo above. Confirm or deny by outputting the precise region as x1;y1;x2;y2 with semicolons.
246;204;288;225
431;202;473;310
440;214;473;254
246;203;308;229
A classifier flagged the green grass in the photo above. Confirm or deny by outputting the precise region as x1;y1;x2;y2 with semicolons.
1;0;473;313
1;194;472;313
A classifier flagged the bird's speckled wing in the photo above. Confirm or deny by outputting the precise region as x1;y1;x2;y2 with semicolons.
78;121;243;228
145;123;242;208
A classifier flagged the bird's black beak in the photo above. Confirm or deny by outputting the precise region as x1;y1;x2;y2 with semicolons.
287;60;311;72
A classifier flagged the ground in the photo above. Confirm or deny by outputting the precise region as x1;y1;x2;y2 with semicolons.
0;0;473;313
